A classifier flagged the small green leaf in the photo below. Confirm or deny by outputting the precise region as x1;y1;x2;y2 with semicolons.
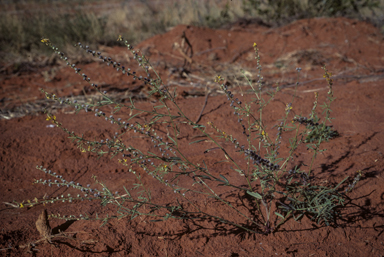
219;174;229;184
193;124;205;129
167;135;177;146
247;191;262;199
194;175;212;180
275;212;285;219
294;214;303;221
127;111;144;121
189;139;206;145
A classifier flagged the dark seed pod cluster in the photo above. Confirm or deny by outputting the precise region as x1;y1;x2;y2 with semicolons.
75;42;153;86
244;149;279;171
345;171;363;193
293;116;319;127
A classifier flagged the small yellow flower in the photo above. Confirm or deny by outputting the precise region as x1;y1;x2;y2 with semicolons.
46;115;56;122
215;75;223;83
41;38;50;44
19;203;24;208
261;130;268;138
117;35;123;41
81;149;86;153
253;42;257;47
323;72;333;81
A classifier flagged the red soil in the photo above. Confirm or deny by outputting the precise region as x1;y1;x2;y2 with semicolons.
1;17;384;256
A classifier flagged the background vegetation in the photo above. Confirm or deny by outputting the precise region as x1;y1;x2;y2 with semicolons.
0;0;382;63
